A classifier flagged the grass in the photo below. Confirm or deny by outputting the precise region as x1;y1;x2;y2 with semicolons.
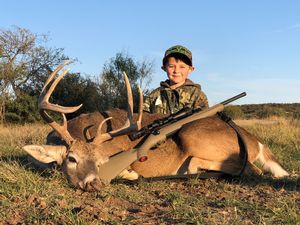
0;119;299;224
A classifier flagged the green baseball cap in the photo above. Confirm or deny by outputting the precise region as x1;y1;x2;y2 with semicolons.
163;45;193;66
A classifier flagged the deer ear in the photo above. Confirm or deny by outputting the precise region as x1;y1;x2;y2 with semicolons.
22;145;67;165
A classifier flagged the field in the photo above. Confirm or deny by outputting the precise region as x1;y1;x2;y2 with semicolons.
0;118;299;224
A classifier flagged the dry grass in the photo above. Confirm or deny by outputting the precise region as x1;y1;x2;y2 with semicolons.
235;118;281;126
0;123;51;152
0;119;299;224
236;117;300;173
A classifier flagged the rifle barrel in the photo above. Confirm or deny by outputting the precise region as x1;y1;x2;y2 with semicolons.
220;92;246;105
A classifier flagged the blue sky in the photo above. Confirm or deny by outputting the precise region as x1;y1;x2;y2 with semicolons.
1;0;300;104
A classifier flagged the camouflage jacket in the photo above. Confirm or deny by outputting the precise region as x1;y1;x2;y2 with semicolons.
143;79;209;114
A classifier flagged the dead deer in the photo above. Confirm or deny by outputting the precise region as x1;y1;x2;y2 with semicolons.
23;61;289;191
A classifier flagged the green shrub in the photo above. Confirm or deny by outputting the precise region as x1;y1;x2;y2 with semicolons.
257;106;286;119
4;112;22;123
5;94;40;123
293;111;300;119
224;105;245;119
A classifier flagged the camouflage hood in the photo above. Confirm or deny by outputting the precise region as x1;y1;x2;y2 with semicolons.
143;79;208;114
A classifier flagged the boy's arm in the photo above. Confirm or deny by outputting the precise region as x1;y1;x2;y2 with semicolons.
193;89;209;109
143;88;160;113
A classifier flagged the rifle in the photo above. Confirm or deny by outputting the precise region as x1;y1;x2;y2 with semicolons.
129;106;197;141
97;92;247;183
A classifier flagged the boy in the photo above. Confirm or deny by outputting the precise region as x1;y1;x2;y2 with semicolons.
143;45;209;114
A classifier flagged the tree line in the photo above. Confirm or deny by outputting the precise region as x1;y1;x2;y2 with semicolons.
1;26;298;124
0;26;153;124
224;103;300;120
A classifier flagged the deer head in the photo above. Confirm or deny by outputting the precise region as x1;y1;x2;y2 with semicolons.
23;61;143;191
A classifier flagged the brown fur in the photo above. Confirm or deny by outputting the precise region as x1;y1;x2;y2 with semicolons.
24;108;289;191
71;111;285;172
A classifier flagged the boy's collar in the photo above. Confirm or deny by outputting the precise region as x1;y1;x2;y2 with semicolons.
160;79;197;88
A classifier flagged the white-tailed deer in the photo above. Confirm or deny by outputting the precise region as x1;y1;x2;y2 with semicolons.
23;61;289;191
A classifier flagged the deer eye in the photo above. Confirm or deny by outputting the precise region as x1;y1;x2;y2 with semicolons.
67;155;77;163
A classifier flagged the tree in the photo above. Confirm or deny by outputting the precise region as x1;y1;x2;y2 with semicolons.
50;73;101;119
5;93;38;123
0;26;68;122
98;52;154;111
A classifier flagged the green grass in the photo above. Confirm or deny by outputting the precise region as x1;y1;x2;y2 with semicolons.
0;120;299;224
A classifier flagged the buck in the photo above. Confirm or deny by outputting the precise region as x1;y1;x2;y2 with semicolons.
23;61;289;191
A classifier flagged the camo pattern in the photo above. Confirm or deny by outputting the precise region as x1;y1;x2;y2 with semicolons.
163;45;193;66
143;79;209;114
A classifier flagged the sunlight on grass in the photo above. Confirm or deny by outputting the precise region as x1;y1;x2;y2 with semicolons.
0;118;299;224
237;118;300;173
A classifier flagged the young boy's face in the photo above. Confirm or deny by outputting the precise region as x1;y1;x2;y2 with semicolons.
163;57;194;88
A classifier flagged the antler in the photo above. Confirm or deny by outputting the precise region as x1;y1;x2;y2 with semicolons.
39;60;82;145
93;72;143;145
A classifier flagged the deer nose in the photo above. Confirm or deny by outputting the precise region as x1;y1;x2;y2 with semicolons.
78;174;104;191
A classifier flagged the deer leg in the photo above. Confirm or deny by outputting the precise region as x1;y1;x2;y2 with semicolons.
118;169;139;180
188;157;263;176
187;157;240;175
244;162;263;175
254;142;289;178
187;157;224;174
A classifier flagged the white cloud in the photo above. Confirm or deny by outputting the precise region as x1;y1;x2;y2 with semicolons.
288;23;300;30
270;23;300;33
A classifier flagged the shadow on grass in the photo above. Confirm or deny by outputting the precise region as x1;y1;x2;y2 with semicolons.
230;174;300;192
112;172;299;192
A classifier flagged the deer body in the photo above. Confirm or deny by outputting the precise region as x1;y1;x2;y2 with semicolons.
23;62;289;191
49;109;287;180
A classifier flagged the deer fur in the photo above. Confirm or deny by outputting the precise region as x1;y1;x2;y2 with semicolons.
24;108;289;191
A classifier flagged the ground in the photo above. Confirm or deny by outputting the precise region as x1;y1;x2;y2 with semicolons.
0;119;299;224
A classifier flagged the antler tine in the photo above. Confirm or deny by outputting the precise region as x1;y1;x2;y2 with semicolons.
136;86;143;130
96;117;113;136
93;72;143;145
42;60;72;93
123;71;133;123
39;63;82;114
39;61;82;145
42;112;75;145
